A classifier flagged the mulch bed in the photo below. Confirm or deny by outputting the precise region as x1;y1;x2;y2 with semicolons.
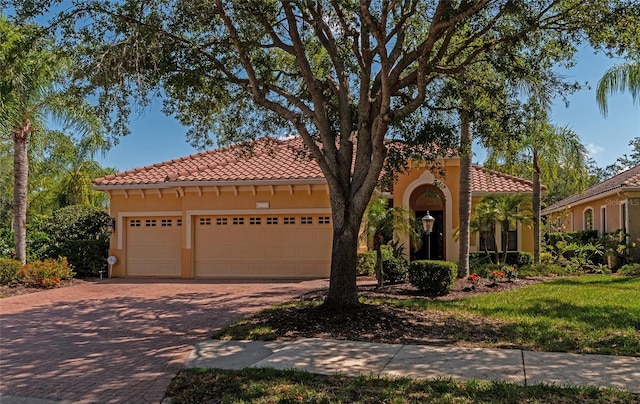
0;278;94;298
241;276;552;347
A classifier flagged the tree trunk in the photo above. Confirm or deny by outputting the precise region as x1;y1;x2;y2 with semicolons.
324;200;365;309
458;115;472;277
324;227;361;309
13;123;30;264
374;232;384;287
532;152;542;265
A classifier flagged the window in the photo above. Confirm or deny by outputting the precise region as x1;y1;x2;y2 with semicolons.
176;219;183;227
318;216;331;224
266;217;278;225
601;206;606;234
479;230;496;252
130;219;141;227
199;217;211;226
216;218;228;225
233;217;245;225
283;217;295;225
584;208;594;230
145;219;157;227
621;203;627;233
507;224;518;251
249;217;261;225
301;216;313;225
161;219;172;227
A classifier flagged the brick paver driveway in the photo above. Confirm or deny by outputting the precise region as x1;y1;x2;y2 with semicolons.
0;278;329;403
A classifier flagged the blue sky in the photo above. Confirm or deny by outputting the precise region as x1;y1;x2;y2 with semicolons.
96;45;639;172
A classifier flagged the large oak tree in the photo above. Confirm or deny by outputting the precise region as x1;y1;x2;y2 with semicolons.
13;0;640;307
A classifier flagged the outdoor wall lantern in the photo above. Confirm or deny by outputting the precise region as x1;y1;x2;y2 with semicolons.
421;211;435;260
108;217;116;233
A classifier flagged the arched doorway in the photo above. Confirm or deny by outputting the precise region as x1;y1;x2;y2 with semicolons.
410;184;445;260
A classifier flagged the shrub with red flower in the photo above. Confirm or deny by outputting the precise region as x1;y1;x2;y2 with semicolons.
488;270;505;283
467;273;481;289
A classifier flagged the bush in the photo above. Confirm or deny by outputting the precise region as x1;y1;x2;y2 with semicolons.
408;260;457;296
19;258;74;288
469;252;533;269
546;230;599;247
618;263;640;276
518;264;568;276
357;251;376;276
0;258;22;284
383;257;408;284
42;206;110;277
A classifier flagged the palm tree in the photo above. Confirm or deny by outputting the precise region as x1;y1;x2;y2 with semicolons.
471;194;533;264
596;61;640;117
1;17;103;263
361;196;420;287
485;112;587;265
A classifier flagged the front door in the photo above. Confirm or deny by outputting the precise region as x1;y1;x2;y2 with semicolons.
413;210;444;260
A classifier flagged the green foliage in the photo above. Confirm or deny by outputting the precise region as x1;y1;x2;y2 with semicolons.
546;230;599;247
469;252;532;271
382;257;408;284
19;257;74;288
518;264;569;276
0;229;13;258
356;252;376;276
618;263;640;276
42;206;110;277
408;260;457;296
0;258;22;284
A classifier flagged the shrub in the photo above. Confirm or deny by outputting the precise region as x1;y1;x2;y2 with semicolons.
19;258;74;288
469;252;532;269
408;260;457;296
618;263;640;276
0;258;22;284
357;251;376;276
0;229;14;259
383;257;408;284
42;206;110;277
518;264;567;276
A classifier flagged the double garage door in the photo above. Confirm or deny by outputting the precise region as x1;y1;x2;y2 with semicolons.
194;214;332;278
125;214;332;278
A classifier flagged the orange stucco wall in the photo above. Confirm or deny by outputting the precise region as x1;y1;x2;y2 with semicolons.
107;183;331;277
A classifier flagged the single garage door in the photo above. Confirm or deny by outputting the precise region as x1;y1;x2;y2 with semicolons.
194;214;332;278
126;216;182;276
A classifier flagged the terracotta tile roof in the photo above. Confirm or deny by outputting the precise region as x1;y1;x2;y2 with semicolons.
93;136;535;193
470;165;535;193
543;164;640;213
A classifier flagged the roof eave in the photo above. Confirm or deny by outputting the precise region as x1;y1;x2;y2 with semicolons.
92;177;328;191
542;186;640;215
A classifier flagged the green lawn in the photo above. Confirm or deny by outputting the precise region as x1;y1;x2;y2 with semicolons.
371;275;640;356
166;368;639;404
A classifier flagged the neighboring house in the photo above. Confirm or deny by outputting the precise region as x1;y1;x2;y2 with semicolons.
542;164;640;261
93;136;536;278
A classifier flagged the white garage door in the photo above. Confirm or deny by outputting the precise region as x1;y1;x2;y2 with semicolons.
194;214;332;278
126;217;182;277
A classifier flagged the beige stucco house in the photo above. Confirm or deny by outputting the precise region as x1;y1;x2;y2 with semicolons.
93;137;537;278
542;164;640;261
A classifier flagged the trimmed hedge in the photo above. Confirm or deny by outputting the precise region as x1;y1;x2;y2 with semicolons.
0;258;22;284
469;252;533;271
408;260;457;296
383;257;408;284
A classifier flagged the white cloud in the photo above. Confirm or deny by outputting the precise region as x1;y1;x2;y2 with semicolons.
585;143;604;157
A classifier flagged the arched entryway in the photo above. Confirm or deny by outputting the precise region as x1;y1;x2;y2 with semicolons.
409;184;445;260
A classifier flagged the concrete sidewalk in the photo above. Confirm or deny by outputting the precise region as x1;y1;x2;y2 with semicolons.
186;338;640;393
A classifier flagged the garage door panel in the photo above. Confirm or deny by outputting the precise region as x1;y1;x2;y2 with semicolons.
195;215;331;278
126;217;182;277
